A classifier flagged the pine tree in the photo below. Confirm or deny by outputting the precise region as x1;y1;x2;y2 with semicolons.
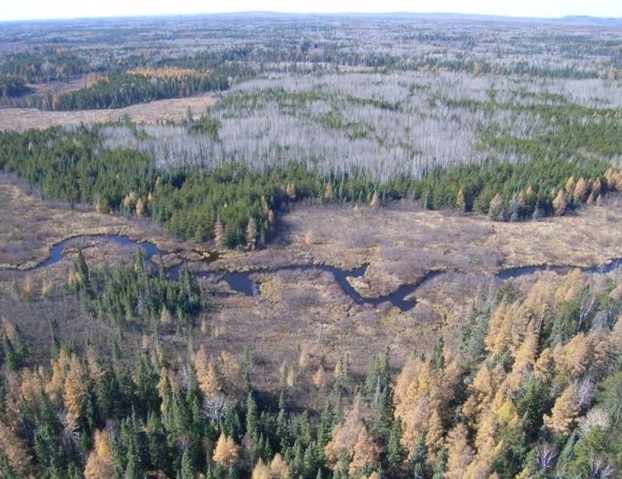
386;419;405;473
246;391;260;443
75;249;93;296
431;447;447;479
2;335;20;371
429;338;445;370
177;449;195;479
408;432;429;479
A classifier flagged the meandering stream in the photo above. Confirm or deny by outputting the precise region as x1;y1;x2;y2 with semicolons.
3;234;622;312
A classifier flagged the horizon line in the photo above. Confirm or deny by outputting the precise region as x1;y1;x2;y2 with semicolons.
1;10;621;24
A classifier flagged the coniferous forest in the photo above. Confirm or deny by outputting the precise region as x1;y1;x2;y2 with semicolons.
2;13;622;479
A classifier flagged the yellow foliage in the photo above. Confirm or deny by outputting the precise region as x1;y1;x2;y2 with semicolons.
552;189;568;216
312;365;326;388
127;67;207;78
543;384;579;436
554;269;583;304
19;369;44;410
533;348;554;382
195;345;222;396
46;348;71;404
64;354;87;431
485;301;513;356
212;433;240;468
462;364;495;426
0;418;33;477
456;189;466;209
462;454;493;479
564;176;576;194
348;426;380;477
445;423;474;479
573;177;588;203
269;453;290;479
425;408;445;463
504;331;539;394
135;197;145;217
85;430;115;479
553;333;592;380
252;459;270;479
325;395;364;466
369;191;380;208
401;396;433;455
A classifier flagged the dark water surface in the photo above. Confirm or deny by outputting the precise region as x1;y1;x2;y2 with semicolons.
4;234;622;312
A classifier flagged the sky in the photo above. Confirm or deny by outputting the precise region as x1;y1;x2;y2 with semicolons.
1;0;621;22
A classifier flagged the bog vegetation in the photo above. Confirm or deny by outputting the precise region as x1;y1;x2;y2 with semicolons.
2;12;622;479
3;248;622;479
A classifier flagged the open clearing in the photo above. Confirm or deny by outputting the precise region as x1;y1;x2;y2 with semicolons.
0;95;218;131
3;174;622;400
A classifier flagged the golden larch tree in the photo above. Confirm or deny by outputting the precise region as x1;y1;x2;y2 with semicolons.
213;433;240;469
533;348;555;382
573;177;588;203
325;395;365;466
543;384;579;436
63;354;87;431
462;364;496;427
564;176;576;194
348;426;380;477
553;332;592;380
445;423;474;479
0;418;33;478
485;301;513;357
425;408;445;464
195;345;222;396
488;194;504;219
84;429;115;479
251;458;270;479
270;453;291;479
552;189;568;216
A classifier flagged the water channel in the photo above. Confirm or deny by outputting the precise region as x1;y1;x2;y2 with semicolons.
3;234;622;312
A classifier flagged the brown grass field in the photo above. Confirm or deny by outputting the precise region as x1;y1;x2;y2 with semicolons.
0;95;218;131
3;174;622;403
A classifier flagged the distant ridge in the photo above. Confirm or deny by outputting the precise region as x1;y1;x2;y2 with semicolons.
2;11;622;26
560;15;622;26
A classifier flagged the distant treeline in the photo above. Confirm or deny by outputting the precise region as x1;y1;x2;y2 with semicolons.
0;124;618;248
0;51;92;83
23;69;231;111
0;75;31;98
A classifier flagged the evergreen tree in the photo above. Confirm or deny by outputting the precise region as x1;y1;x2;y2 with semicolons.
177;448;196;479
